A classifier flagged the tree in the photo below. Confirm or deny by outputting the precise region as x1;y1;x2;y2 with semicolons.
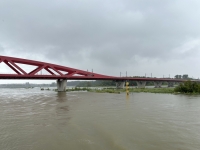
174;80;200;93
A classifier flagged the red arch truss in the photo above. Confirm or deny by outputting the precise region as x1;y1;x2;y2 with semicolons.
0;55;113;80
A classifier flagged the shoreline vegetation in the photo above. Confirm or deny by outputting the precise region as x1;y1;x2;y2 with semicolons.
174;80;200;94
80;87;174;94
50;87;175;94
39;80;200;95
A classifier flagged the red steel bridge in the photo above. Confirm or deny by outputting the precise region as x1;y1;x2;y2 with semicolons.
0;55;187;82
0;55;196;90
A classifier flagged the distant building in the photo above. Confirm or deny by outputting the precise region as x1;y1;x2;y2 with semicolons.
182;74;188;79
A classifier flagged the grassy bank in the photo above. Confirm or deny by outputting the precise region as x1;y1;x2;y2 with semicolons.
47;85;200;95
129;87;174;93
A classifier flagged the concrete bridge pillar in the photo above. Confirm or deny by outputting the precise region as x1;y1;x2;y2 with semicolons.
136;81;146;88
168;82;174;87
154;81;162;88
57;79;67;92
116;81;125;89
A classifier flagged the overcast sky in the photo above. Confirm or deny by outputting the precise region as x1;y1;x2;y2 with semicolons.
1;0;200;83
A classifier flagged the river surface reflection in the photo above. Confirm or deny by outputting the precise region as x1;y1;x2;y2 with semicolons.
0;88;200;150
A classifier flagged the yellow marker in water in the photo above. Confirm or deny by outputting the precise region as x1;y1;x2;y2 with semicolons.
126;82;129;95
126;94;129;100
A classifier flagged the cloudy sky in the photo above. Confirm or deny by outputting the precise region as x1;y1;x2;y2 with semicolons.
0;0;200;83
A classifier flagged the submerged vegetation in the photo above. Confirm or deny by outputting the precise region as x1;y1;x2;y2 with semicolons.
53;87;174;94
65;87;120;94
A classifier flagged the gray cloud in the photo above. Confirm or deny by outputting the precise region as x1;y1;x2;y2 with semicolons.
0;0;200;79
0;44;4;52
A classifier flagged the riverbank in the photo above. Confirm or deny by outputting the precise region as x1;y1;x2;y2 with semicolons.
51;87;175;94
41;87;200;95
127;87;174;93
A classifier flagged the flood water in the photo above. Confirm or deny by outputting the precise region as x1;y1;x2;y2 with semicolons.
0;88;200;150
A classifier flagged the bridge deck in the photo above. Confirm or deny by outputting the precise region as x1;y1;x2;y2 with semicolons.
0;74;192;82
0;55;197;82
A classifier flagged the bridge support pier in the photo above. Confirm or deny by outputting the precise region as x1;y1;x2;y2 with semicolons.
136;81;146;88
116;81;125;89
154;81;162;88
57;79;67;92
168;82;174;87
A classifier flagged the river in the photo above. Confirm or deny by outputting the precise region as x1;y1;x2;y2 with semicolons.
0;88;200;150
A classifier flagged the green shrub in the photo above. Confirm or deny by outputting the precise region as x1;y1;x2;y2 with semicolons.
174;80;200;93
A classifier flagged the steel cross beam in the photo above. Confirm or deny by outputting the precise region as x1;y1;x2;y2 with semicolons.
0;55;112;79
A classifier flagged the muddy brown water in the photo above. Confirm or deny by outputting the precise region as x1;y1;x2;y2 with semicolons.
0;88;200;150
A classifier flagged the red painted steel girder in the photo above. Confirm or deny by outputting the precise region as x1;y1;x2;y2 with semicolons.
0;55;198;82
0;55;113;79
